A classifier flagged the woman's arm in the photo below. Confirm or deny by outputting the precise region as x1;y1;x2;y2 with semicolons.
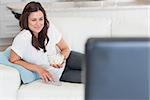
56;38;71;60
9;50;54;83
51;38;70;68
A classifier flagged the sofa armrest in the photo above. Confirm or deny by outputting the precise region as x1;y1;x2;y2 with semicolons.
0;64;21;100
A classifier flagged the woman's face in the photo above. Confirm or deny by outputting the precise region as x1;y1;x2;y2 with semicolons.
28;10;44;37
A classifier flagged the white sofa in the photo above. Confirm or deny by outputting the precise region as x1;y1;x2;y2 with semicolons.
0;17;111;100
0;64;84;100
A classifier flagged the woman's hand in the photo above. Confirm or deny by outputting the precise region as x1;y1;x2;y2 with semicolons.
51;59;66;68
35;65;54;83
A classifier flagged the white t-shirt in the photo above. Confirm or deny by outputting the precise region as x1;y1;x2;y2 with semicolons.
11;22;65;78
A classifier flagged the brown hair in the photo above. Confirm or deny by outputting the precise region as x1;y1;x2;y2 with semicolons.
19;1;49;52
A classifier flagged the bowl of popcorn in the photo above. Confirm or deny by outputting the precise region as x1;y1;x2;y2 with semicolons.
47;53;64;65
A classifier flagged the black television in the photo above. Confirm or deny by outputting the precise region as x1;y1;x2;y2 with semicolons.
85;38;150;100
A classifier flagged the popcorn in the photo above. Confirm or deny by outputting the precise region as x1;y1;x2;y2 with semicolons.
47;53;64;65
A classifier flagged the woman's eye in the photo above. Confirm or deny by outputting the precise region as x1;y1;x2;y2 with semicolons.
32;19;36;21
39;18;43;21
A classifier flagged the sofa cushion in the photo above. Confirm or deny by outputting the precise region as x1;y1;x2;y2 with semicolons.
17;80;84;100
50;17;111;53
0;64;21;100
60;51;84;83
60;69;81;83
66;51;84;70
0;47;40;84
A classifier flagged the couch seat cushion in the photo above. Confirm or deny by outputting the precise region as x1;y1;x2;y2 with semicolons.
17;80;84;100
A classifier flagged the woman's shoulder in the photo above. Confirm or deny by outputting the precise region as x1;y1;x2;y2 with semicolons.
18;29;31;37
48;21;61;35
48;21;58;31
15;29;32;40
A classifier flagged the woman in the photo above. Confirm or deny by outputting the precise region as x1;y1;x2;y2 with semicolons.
9;1;70;83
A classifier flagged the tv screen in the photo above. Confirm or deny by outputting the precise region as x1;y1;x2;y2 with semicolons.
85;38;150;100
